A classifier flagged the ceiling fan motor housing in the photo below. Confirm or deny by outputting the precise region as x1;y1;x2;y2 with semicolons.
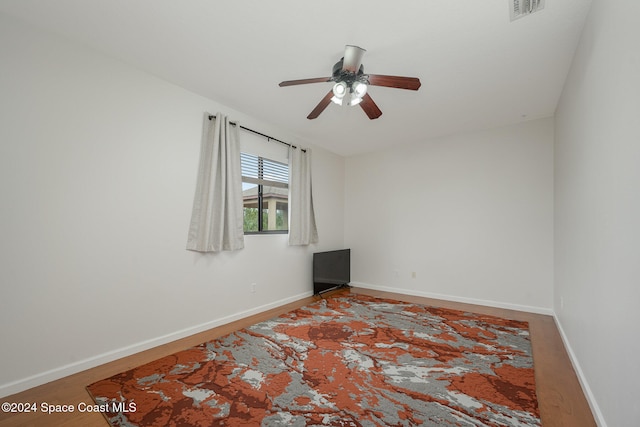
332;60;368;86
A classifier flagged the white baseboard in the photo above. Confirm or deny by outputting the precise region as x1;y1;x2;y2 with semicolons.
2;285;607;427
350;281;554;316
0;291;313;399
553;316;608;427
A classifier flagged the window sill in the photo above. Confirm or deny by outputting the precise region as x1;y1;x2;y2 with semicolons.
244;230;288;235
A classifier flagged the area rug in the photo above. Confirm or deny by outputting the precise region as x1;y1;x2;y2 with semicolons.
87;294;540;426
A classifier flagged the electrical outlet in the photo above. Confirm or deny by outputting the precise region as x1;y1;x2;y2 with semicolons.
251;283;256;293
411;272;417;279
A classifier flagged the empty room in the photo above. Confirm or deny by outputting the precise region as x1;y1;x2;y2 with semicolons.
0;1;638;426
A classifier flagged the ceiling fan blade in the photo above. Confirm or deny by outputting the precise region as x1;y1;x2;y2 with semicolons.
307;90;334;120
279;77;331;87
359;93;382;120
367;74;421;90
342;45;366;73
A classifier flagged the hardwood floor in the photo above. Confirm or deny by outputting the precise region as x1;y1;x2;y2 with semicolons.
0;287;596;426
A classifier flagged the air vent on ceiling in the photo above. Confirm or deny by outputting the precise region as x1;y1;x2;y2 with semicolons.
509;0;545;21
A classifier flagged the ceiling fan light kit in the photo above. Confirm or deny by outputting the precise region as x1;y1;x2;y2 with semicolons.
279;45;421;120
331;80;367;106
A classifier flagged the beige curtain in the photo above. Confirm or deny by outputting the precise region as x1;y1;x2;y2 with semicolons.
288;146;318;245
187;113;244;252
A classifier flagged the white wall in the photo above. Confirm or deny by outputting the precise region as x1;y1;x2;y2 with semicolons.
0;15;344;396
345;118;554;312
554;1;640;425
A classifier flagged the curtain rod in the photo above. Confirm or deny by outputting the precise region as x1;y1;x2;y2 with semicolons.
208;115;304;152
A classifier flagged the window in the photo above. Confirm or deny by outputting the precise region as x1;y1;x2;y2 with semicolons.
241;152;289;234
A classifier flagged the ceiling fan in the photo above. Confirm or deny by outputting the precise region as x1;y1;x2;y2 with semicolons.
279;45;421;120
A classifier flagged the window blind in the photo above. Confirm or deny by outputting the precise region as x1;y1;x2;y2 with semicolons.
240;152;289;188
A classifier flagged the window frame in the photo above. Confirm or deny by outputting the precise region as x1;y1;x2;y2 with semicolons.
241;152;289;235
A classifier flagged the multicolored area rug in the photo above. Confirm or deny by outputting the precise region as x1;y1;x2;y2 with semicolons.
87;294;540;426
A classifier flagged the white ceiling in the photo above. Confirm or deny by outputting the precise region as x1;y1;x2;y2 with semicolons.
0;0;592;156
